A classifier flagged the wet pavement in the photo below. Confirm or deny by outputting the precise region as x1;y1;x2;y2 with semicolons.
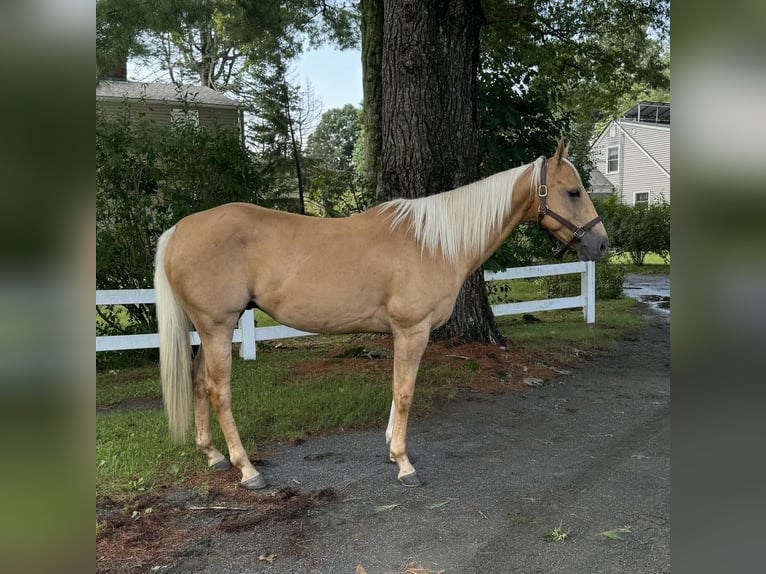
623;273;670;315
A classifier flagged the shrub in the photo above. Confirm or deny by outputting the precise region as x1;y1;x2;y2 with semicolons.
594;261;626;299
538;261;625;300
595;195;670;265
486;224;553;271
96;109;270;335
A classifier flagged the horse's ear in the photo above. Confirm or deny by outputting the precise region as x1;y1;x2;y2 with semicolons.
554;136;570;164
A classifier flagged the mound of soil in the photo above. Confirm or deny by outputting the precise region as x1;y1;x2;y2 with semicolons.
292;336;562;393
96;466;336;573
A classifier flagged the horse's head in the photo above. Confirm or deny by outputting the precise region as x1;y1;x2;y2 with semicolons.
536;138;609;261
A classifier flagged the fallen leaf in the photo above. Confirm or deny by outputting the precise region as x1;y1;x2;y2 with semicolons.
356;565;368;574
258;553;276;563
426;500;453;510
403;563;445;574
374;503;401;513
597;526;632;540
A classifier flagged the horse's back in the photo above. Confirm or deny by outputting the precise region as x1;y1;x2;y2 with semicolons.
163;203;391;327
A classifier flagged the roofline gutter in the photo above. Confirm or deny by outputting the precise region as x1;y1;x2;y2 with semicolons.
96;95;240;111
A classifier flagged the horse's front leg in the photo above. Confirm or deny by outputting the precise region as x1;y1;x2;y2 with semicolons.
388;326;429;487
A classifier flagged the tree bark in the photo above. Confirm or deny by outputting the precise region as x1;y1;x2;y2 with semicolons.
363;0;504;344
360;0;384;202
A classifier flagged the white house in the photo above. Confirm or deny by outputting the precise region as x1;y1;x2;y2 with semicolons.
588;102;670;205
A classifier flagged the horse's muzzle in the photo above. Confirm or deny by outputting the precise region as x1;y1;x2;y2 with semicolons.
577;235;609;261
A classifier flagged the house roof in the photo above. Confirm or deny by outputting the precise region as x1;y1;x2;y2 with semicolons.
587;168;614;193
96;80;239;108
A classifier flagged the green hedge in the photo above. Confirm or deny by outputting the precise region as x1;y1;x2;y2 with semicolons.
97;109;269;335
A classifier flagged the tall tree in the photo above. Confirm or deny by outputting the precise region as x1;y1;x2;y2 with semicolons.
249;63;321;214
96;0;359;89
479;0;669;170
305;105;372;216
361;0;669;344
362;0;502;343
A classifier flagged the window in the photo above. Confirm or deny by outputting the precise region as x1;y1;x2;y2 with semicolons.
606;146;619;173
171;108;200;127
634;191;650;205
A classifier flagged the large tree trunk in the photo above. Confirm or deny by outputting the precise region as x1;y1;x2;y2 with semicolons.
360;0;384;202
361;0;504;345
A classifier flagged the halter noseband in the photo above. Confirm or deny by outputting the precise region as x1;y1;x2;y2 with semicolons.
536;157;602;259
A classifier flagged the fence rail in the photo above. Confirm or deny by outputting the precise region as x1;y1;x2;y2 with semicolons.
97;261;595;360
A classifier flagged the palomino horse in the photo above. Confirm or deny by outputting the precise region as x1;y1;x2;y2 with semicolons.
154;138;608;489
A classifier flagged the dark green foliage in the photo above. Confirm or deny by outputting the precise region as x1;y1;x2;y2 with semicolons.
595;261;627;300
485;224;554;271
595;195;670;265
96;109;268;334
478;0;669;177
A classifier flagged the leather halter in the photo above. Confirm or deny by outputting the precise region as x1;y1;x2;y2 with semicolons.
537;157;602;259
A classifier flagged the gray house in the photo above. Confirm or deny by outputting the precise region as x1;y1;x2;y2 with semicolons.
96;75;243;141
588;102;670;205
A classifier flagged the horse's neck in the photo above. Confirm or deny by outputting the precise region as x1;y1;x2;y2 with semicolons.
458;171;536;275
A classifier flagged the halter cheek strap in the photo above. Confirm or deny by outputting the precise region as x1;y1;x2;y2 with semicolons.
536;157;602;259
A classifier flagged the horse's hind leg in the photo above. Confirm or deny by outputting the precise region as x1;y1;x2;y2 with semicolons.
192;346;230;471
199;327;266;490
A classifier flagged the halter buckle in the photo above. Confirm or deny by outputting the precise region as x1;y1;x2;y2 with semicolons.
538;184;548;197
573;227;586;239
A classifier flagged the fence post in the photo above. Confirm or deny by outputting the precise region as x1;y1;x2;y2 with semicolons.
238;309;256;360
582;261;596;324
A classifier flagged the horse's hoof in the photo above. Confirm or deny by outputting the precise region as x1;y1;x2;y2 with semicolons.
398;472;423;488
241;474;268;490
211;457;232;471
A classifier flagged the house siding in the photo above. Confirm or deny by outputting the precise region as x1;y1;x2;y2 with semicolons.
591;126;625;192
589;118;670;204
619;121;670;173
97;99;240;135
622;139;670;204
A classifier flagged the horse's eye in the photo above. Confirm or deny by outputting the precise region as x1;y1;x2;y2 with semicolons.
568;189;580;198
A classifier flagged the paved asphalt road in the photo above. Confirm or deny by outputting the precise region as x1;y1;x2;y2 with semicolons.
168;303;670;574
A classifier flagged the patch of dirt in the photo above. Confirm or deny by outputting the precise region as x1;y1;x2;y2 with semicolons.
292;336;562;393
96;396;161;415
218;487;336;532
96;464;336;574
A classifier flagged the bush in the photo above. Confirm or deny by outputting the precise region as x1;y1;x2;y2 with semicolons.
595;195;670;265
97;109;270;334
538;261;625;300
594;261;626;299
486;224;553;271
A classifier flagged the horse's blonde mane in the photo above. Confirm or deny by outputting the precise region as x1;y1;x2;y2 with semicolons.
381;157;544;263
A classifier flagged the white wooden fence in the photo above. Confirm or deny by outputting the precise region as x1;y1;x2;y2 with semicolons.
96;260;595;360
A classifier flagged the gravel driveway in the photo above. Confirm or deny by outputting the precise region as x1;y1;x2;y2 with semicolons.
162;301;670;574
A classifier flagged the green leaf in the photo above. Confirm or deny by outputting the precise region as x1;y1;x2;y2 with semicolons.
373;503;401;513
426;500;453;510
597;526;632;540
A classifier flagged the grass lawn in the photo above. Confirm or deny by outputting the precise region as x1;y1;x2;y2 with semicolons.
610;251;670;275
97;276;647;500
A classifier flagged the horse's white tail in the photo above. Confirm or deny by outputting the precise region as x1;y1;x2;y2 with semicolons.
154;226;193;443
